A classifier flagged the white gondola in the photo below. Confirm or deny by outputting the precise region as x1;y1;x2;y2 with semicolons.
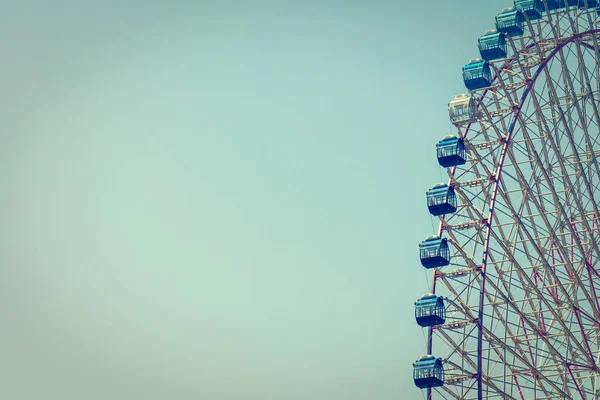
448;94;476;126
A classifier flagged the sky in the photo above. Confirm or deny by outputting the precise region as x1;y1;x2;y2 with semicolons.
1;1;510;399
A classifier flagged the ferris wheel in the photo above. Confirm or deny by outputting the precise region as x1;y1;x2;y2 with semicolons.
412;1;600;399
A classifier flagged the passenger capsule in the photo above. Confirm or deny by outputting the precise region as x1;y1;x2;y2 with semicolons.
420;236;450;269
448;94;475;126
413;355;444;389
437;136;466;167
578;0;599;7
515;0;544;19
495;8;524;37
463;59;492;90
478;30;507;61
546;0;577;9
426;183;457;217
415;294;446;327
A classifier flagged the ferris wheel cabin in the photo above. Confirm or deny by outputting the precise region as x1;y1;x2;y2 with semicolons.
426;183;457;216
415;294;446;327
580;0;600;8
495;8;525;37
546;0;578;9
437;136;466;167
515;0;544;19
478;30;507;61
448;94;476;126
514;0;592;17
413;355;444;389
578;0;599;7
463;59;492;90
420;236;450;269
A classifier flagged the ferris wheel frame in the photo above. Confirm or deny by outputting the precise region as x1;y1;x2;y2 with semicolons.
415;2;600;399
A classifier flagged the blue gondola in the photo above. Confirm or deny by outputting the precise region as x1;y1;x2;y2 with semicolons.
437;136;466;167
448;94;476;126
426;183;457;216
413;355;444;389
495;8;524;37
463;59;492;90
579;0;598;7
478;30;507;61
415;294;446;327
420;236;450;269
546;0;577;9
462;59;492;91
515;0;544;20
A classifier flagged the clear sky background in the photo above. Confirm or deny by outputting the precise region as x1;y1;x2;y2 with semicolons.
2;1;510;399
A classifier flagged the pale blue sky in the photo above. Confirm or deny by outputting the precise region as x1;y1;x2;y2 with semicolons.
2;1;508;399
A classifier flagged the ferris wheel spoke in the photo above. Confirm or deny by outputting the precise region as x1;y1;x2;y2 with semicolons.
491;152;596;324
514;87;600;309
451;139;498;183
511;214;596;363
450;154;592;394
479;288;550;374
480;275;572;373
444;334;524;400
458;218;572;369
481;220;592;367
443;231;480;270
435;383;465;400
565;41;600;205
552;44;600;223
481;324;567;397
483;147;600;391
477;290;567;397
439;266;479;293
523;117;600;296
436;327;479;367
